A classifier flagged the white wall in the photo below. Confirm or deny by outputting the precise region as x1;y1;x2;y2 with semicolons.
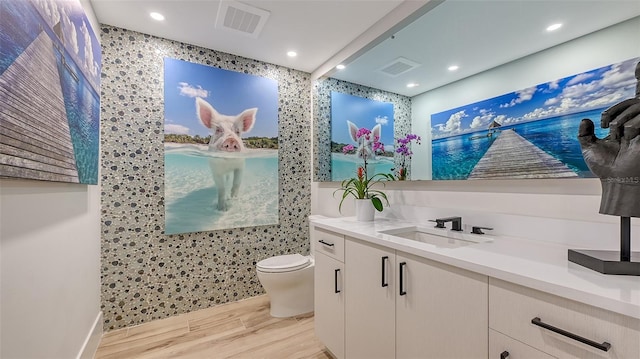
0;182;102;359
0;1;102;358
312;17;640;231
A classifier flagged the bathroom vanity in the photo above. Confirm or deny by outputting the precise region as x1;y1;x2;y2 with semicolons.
310;216;640;359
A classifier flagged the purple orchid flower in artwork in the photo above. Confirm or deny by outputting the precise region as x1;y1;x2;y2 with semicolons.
395;133;421;180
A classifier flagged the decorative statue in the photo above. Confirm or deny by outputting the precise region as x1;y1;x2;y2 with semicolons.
578;61;640;217
573;61;640;275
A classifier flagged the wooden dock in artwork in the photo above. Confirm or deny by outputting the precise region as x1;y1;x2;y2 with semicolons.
0;31;79;183
468;129;577;179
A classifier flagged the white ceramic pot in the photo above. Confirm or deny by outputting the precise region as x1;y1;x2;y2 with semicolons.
355;198;375;221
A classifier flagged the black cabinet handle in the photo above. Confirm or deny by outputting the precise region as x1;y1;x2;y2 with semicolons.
334;269;341;293
381;256;389;287
531;317;611;352
319;240;334;247
500;351;509;359
399;262;407;296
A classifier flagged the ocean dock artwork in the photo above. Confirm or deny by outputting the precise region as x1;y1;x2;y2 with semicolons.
468;129;576;179
430;57;639;181
0;0;101;184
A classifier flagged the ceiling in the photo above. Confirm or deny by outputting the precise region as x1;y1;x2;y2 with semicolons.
89;0;640;97
331;0;640;96
89;0;405;73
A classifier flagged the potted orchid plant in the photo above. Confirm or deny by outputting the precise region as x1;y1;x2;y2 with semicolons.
334;128;394;217
394;133;421;180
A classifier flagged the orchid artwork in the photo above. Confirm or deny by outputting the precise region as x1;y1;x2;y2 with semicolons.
394;133;421;180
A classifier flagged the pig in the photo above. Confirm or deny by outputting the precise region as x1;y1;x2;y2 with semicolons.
347;120;382;161
196;97;257;211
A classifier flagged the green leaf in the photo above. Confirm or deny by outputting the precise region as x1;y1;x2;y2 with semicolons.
371;197;383;211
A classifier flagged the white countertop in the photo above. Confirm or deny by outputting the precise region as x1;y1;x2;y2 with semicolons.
310;216;640;320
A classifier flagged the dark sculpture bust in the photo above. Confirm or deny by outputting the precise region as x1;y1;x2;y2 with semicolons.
578;61;640;217
572;61;640;275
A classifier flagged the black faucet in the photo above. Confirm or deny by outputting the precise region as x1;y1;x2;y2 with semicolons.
433;217;463;231
471;226;494;235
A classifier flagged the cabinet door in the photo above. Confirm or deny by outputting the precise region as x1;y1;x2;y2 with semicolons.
314;252;345;359
345;238;396;359
396;252;488;359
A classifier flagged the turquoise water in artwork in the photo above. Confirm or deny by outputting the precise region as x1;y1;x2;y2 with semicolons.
55;49;100;184
164;146;279;234
1;0;100;184
431;108;609;180
331;153;395;181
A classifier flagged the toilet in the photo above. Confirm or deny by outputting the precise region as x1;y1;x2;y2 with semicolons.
256;252;315;318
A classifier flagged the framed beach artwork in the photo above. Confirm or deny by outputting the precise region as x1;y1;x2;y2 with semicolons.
330;91;395;181
431;57;640;180
0;0;101;184
164;58;279;234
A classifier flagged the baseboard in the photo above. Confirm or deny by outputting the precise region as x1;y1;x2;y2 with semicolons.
77;311;103;359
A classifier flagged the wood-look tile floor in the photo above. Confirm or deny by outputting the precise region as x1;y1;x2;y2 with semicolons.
95;295;332;359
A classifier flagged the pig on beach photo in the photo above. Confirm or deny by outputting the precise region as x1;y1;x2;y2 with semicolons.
196;97;257;211
163;58;279;234
330;91;395;181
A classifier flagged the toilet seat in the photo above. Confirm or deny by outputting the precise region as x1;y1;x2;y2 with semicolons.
257;253;311;273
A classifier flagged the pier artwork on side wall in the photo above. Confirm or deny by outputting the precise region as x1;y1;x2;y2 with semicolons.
430;57;640;180
0;0;101;184
330;91;395;181
163;58;279;234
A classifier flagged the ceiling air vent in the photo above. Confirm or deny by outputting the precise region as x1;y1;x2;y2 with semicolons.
216;1;270;38
377;57;421;77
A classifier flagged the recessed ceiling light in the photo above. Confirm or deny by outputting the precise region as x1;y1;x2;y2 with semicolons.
407;83;419;88
448;65;459;71
336;64;346;70
287;51;297;57
150;12;165;21
547;23;562;32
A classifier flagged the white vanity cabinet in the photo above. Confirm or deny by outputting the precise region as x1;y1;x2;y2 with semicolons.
313;227;345;359
345;237;488;359
310;218;640;359
489;278;640;359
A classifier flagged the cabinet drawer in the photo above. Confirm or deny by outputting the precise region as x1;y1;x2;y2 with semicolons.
313;227;344;262
490;329;556;359
489;278;640;359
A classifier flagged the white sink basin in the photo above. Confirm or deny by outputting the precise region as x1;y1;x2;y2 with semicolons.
379;226;493;249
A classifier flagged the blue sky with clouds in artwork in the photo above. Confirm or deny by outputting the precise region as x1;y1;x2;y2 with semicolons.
163;58;278;138
431;57;639;140
331;91;395;151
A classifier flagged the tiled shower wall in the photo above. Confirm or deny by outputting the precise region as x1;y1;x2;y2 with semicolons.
313;77;412;181
100;26;311;330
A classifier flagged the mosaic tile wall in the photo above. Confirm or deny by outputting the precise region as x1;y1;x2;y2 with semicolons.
100;25;311;330
313;77;412;181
